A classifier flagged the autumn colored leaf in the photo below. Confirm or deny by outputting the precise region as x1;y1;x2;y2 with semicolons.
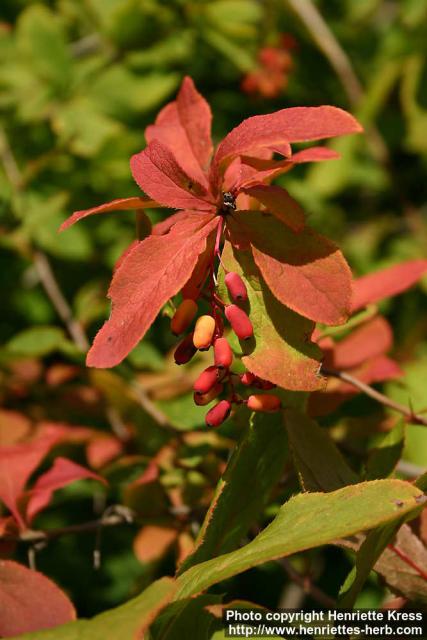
0;409;31;446
351;259;427;312
219;242;323;391
59;197;157;232
131;140;215;211
322;316;394;370
87;215;219;367
133;525;178;563
228;211;352;325
0;435;59;528
214;106;362;171
0;560;76;636
240;184;305;232
145;76;212;185
26;457;107;523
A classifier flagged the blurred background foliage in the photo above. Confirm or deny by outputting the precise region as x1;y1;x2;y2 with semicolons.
1;0;427;617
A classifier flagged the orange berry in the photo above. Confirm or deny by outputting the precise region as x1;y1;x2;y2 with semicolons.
247;394;281;413
171;299;198;335
193;315;216;349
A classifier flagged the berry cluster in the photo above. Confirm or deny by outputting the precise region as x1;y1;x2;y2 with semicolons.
171;234;282;427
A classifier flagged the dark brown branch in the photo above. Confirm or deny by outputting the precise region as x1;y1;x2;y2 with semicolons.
322;367;427;426
1;506;134;545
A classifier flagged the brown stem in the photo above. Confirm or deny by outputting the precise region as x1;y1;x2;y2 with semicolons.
322;367;427;427
1;506;134;545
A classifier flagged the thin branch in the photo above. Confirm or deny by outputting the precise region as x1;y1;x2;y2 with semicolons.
322;367;427;426
278;557;336;608
2;506;134;545
33;250;89;351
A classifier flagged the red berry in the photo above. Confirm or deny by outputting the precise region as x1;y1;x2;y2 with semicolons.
205;400;232;427
174;333;197;365
225;305;253;340
214;337;233;369
193;366;221;395
225;272;248;302
240;371;256;386
193;383;223;406
171;299;198;335
247;394;281;412
253;378;276;390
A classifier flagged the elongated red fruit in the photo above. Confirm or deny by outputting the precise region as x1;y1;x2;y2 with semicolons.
240;371;256;386
171;299;198;335
253;378;276;390
225;272;248;302
193;315;216;349
247;394;281;412
194;383;223;406
174;333;197;365
225;305;253;340
205;399;232;427
194;366;221;395
214;337;233;369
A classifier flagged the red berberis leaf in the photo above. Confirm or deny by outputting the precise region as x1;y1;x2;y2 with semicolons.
227;210;352;325
60;196;157;232
25;457;107;524
239;184;305;232
87;214;219;367
351;259;427;312
0;560;76;636
213;106;362;173
131;139;215;210
145;76;213;183
0;435;59;529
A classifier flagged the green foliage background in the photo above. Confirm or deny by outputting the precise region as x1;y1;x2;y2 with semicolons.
1;0;427;620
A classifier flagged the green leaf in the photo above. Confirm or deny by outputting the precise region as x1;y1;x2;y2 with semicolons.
218;242;323;391
17;577;176;639
178;411;288;573
364;419;405;480
175;480;425;599
338;519;404;609
149;595;221;640
6;327;69;358
284;408;359;491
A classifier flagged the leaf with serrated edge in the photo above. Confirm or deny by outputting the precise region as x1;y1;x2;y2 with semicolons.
175;480;425;599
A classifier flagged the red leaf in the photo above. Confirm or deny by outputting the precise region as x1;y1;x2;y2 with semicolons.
0;409;31;446
152;210;204;236
323;316;394;370
240;184;305;232
60;197;157;232
86;435;123;469
351;260;427;312
87;215;219;367
237;147;340;188
130;140;215;211
0;560;75;636
0;436;59;528
214;106;362;171
145;77;212;186
26;457;107;523
228;211;352;325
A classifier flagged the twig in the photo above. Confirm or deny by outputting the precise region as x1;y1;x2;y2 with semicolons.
278;557;336;608
33;250;89;351
1;506;134;545
322;367;427;426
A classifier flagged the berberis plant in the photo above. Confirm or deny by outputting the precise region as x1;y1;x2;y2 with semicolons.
61;77;360;423
2;77;427;638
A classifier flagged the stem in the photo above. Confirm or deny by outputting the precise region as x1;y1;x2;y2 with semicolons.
278;558;336;608
322;367;427;426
